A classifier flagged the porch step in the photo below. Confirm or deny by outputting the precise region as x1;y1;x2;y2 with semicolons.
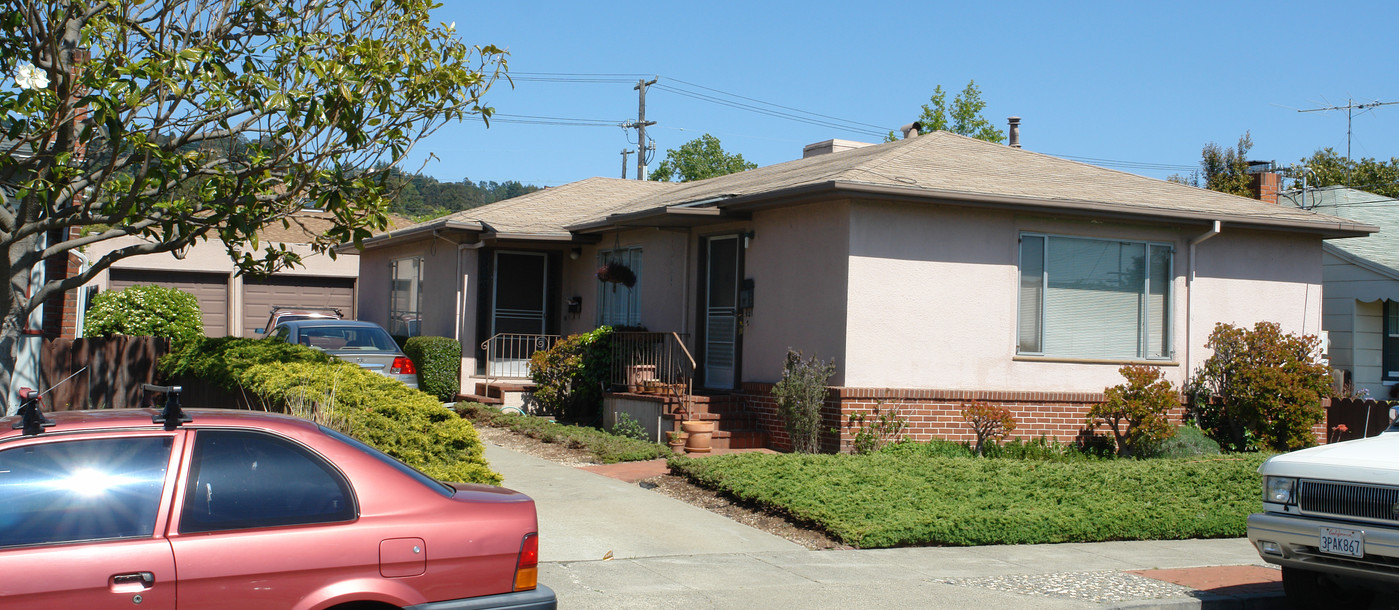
455;393;503;406
475;382;535;398
663;394;768;450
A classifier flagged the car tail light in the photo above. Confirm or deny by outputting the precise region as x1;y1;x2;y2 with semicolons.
390;356;417;375
514;533;539;591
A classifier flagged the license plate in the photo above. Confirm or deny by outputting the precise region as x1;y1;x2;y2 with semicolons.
1319;527;1364;558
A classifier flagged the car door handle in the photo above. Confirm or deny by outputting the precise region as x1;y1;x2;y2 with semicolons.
110;571;156;591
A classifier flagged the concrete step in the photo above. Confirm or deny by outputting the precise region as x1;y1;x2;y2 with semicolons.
456;392;503;405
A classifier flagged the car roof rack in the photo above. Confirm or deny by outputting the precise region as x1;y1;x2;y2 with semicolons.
144;384;191;430
13;387;53;436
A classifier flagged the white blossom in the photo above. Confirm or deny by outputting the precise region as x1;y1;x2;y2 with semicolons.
14;62;48;90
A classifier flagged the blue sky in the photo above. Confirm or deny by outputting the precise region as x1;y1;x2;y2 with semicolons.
412;0;1399;188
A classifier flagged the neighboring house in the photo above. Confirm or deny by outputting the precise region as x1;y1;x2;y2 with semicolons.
1280;186;1399;399
353;131;1373;450
79;211;402;338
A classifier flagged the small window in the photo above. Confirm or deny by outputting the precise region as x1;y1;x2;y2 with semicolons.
0;436;172;548
179;430;355;533
389;257;423;337
597;247;642;327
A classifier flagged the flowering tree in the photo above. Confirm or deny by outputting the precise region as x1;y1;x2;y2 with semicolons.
0;1;505;403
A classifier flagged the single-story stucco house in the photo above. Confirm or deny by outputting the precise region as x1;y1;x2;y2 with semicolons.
1280;185;1399;400
351;131;1373;451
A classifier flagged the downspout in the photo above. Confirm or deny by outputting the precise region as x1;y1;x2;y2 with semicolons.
1186;221;1222;377
71;250;92;338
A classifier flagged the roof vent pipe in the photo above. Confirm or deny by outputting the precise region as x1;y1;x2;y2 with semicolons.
900;122;922;139
1008;117;1021;148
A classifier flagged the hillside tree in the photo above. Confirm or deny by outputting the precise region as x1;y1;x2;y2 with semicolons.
1169;132;1254;197
0;0;506;407
648;133;756;182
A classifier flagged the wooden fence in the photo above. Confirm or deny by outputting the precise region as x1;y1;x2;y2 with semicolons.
40;336;170;411
1327;397;1394;442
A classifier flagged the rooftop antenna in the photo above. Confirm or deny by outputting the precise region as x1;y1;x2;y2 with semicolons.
1298;98;1399;184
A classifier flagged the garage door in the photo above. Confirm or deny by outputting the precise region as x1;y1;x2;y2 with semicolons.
109;270;230;337
242;276;356;337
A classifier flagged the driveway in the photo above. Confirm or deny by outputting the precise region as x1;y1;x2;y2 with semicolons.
483;442;1283;609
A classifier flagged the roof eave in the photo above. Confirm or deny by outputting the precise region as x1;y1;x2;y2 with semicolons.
716;181;1377;239
567;205;748;234
337;218;485;252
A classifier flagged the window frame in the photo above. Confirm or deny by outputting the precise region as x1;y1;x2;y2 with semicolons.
177;429;356;534
0;435;175;549
1017;232;1175;361
389;256;424;337
596;246;643;328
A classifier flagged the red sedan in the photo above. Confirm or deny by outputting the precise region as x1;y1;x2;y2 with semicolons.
0;407;555;609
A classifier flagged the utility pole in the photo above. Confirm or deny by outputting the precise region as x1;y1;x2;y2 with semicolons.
632;78;657;180
620;148;633;179
1299;98;1399;183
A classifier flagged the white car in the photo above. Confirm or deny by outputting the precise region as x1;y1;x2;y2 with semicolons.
1247;415;1399;606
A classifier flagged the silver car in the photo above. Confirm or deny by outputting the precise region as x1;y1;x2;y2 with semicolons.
270;320;419;389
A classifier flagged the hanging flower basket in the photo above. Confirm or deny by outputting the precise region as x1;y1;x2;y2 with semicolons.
596;261;636;287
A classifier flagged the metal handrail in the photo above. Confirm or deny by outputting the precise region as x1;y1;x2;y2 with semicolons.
611;331;695;416
479;333;560;389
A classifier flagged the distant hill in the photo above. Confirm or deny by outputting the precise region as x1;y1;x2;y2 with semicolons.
386;170;542;220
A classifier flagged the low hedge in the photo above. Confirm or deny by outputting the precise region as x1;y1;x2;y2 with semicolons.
457;402;668;464
667;451;1268;548
162;338;500;485
403;336;461;402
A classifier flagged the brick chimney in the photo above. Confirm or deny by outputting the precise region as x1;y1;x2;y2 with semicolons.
1247;160;1280;204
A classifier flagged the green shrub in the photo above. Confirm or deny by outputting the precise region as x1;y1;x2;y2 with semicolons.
668;451;1268;548
1187;321;1330;452
160;336;333;390
960;401;1017;456
845;402;907;454
457;402;667;463
86;284;204;347
404;336;461;402
1086;365;1178;458
1148;424;1222;459
609;412;648;442
529;326;612;420
772;349;835;454
162;337;499;485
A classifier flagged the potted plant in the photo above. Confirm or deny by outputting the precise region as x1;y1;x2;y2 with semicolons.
678;403;715;453
666;430;687;455
596;261;636;287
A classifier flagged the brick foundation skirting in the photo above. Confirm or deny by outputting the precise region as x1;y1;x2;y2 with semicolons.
738;383;1336;452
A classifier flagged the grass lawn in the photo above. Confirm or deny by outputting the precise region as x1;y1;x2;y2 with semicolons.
668;450;1268;548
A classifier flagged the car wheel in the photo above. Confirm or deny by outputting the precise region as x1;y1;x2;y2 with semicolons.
1281;566;1373;609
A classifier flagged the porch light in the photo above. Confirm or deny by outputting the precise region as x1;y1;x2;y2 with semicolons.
569;247;581;260
742;230;755;248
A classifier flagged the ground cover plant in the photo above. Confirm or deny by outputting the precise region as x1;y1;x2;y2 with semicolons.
668;448;1264;548
162;337;500;485
457;402;668;463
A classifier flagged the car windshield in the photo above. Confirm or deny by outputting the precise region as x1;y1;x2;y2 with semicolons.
296;326;396;351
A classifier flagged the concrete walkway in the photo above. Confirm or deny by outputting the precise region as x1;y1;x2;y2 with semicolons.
484;443;1286;608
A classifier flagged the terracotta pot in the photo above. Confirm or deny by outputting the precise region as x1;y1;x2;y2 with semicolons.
668;437;687;455
681;420;715;453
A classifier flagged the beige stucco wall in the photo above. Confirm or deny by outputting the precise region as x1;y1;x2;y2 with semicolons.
741;201;850;384
561;228;691;338
80;235;358;337
833;201;1326;393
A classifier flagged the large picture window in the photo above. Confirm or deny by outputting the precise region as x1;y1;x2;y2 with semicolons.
597;247;642;327
1018;234;1173;360
389;257;422;337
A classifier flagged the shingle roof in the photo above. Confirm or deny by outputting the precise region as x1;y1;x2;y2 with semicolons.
364;131;1373;247
1280;186;1399;277
260;210;412;244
